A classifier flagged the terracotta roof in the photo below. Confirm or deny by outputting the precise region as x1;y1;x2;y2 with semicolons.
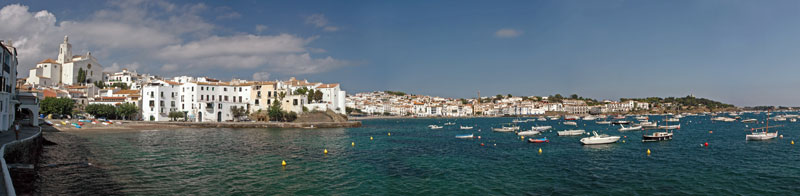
113;90;139;95
38;58;60;64
317;83;339;88
66;85;88;89
164;81;183;85
72;55;83;58
98;97;126;100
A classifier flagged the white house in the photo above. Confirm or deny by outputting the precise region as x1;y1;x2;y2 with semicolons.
26;36;104;86
0;41;19;129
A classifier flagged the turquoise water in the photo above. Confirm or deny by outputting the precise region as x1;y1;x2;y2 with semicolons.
64;114;800;195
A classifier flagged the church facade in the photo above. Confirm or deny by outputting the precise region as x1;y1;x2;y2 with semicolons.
26;36;104;86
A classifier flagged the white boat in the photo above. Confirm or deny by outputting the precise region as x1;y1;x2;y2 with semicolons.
666;118;679;122
596;121;611;125
563;121;577;126
444;122;456;125
549;117;559;120
638;121;657;128
635;116;648;120
580;131;621;145
712;117;735;122
741;119;757;123
583;116;597;121
558;129;586;136
792;118;797;122
658;124;680;129
517;130;541;136
429;125;443;129
747;112;781;141
460;126;474;130
531;126;552;131
512;119;526;123
537;117;547;121
455;134;474;139
619;125;642;131
746;131;778;141
492;126;518;132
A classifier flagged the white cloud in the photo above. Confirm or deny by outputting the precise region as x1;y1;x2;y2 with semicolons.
306;14;339;32
103;62;142;72
495;28;523;38
0;2;348;78
255;24;268;33
252;72;271;81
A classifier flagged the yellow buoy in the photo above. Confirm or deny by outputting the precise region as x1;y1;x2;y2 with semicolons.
538;148;542;154
521;136;525;140
282;160;287;166
647;149;651;155
622;140;626;143
370;136;373;140
792;140;795;145
388;132;391;136
351;142;355;146
324;149;328;154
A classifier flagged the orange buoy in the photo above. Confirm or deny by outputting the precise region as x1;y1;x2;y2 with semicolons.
480;143;485;146
709;131;713;134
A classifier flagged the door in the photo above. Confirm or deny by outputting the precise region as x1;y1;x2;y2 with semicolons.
217;112;222;122
198;112;202;122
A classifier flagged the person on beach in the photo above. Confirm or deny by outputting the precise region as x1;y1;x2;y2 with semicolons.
14;122;20;140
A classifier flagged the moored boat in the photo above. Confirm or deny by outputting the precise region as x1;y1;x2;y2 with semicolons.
580;131;621;145
596;121;612;125
563;121;577;126
741;119;757;123
493;127;517;132
557;129;586;136
618;125;643;131
528;137;549;143
429;125;444;129
517;130;541;136
531;125;552;131
455;134;474;139
642;131;673;142
460;126;474;130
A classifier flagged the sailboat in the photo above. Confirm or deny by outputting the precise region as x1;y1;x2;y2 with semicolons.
643;115;673;142
746;112;781;141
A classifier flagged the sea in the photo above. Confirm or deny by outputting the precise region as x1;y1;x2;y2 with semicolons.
36;113;800;195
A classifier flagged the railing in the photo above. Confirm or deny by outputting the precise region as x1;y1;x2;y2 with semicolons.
1;126;42;196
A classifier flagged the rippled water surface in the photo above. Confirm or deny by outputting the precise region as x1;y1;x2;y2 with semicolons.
43;114;800;195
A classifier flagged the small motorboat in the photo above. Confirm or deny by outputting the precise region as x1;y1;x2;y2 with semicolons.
517;130;541;136
658;124;680;129
746;131;778;141
455;134;474;139
44;120;54;126
618;125;643;131
537;117;547;121
459;126;474;130
531;126;552;131
492;127;516;132
563;121;577;126
557;129;586;136
741;119;757;123
429;125;444;129
580;131;621;145
596;121;612;125
444;122;456;125
528;137;549;143
612;120;631;125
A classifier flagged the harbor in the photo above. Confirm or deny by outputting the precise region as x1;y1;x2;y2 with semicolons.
30;112;800;195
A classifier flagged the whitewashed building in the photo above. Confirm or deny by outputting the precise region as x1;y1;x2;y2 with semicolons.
0;41;19;129
26;36;104;86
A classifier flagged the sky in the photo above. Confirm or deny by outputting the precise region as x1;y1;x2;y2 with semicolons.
1;0;800;106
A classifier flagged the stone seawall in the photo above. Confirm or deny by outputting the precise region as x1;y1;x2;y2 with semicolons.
127;121;362;129
2;127;43;196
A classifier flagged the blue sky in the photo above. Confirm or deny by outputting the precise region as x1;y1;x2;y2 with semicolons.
2;0;800;106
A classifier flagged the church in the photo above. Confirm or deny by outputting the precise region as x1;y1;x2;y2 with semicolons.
26;36;104;86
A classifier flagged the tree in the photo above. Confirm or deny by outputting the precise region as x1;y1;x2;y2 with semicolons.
230;106;248;121
294;87;309;95
268;98;283;121
570;94;578;99
93;81;106;89
41;97;74;117
85;104;117;119
111;82;129;90
507;94;512;98
77;68;86;84
314;90;323;102
168;111;185;121
116;103;138;120
307;89;315;103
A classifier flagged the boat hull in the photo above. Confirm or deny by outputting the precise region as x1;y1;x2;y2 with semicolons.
580;136;621;145
642;133;673;142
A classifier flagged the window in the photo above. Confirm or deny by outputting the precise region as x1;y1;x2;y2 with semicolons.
200;95;203;101
268;91;272;97
161;92;164;97
191;87;194;91
239;88;242;92
171;101;175;107
257;91;261;98
218;103;222;109
224;96;228;101
224;88;227;92
219;95;222;101
293;99;298;106
238;96;242;103
212;95;215;101
268;99;271;105
149;101;155;107
255;100;259;105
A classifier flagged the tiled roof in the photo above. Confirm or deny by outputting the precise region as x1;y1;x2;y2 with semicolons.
113;90;139;95
38;58;60;64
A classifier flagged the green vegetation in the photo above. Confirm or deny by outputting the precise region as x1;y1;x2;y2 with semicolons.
168;111;185;121
77;68;86;84
266;94;297;122
93;81;106;89
621;95;735;109
230;106;249;121
116;103;138;120
85;103;139;120
385;91;406;96
110;82;129;90
41;97;74;117
346;107;363;115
